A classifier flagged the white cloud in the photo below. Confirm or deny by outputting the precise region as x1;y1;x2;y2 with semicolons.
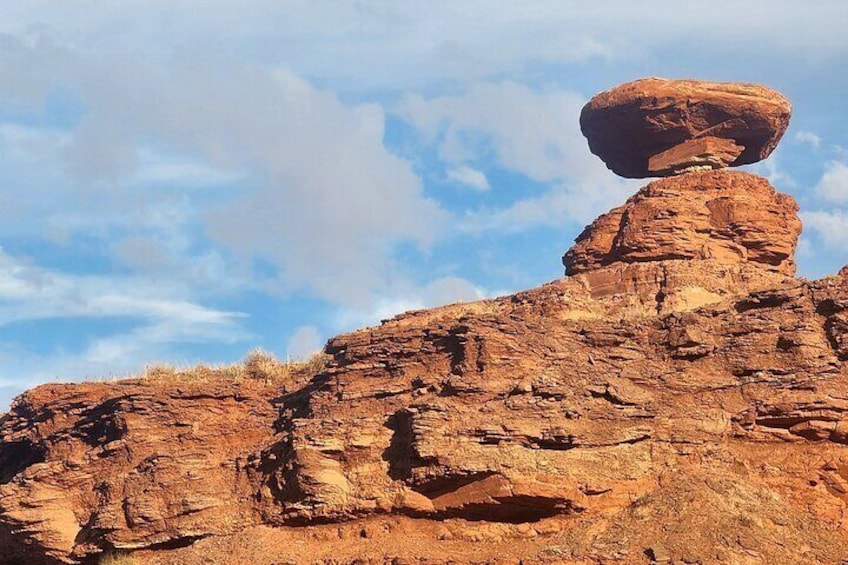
461;182;634;233
5;2;848;92
112;236;170;270
400;82;587;181
742;148;796;190
0;247;249;391
0;32;447;308
421;276;489;305
1;4;615;91
0;320;230;390
814;160;848;204
130;147;242;188
333;275;502;330
800;210;848;251
795;235;814;263
794;130;821;148
286;325;324;361
0;123;244;298
0;247;244;334
447;165;490;191
399;82;638;231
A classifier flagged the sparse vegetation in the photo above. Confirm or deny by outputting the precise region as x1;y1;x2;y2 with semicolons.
137;348;330;388
301;350;332;376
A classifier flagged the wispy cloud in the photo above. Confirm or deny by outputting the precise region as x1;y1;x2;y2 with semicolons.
0;247;243;327
813;160;848;204
6;2;848;92
447;165;490;191
794;130;821;148
800;210;848;252
0;247;248;396
399;81;638;232
0;32;448;308
286;325;323;360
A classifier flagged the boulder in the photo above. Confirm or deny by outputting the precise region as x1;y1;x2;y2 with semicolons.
580;77;791;178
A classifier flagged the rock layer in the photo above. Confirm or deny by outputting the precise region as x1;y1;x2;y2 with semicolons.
0;378;285;564
580;78;791;178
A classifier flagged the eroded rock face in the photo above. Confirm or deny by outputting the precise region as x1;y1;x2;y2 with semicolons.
580;77;791;178
563;169;801;277
0;380;285;564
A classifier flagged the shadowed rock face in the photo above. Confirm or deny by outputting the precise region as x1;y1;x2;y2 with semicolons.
580;77;791;178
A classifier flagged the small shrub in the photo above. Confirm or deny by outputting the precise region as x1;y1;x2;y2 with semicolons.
99;551;139;565
243;348;289;382
302;351;331;376
141;363;178;379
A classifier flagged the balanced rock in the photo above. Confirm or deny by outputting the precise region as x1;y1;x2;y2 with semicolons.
8;77;848;565
580;77;791;178
563;169;801;276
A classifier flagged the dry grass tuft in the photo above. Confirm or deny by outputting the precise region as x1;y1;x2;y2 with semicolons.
301;350;331;376
99;552;140;565
242;348;294;383
137;348;330;388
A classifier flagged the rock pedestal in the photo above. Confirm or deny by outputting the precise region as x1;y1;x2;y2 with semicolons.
563;169;801;277
564;77;800;312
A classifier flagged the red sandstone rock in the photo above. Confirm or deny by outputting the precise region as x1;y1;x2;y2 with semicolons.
4;191;848;564
580;78;791;178
647;136;743;176
0;378;286;564
563;169;801;277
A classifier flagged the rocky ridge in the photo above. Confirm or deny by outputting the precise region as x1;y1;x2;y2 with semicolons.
2;79;848;565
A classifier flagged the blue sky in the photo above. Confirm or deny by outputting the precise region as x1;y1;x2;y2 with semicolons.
1;1;848;407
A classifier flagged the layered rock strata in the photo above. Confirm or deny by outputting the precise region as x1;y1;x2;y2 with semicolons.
4;258;848;564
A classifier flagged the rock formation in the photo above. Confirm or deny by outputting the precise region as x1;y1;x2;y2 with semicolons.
563;169;801;277
2;78;848;565
580;78;791;178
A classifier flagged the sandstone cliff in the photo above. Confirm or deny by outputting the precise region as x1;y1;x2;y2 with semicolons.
1;80;846;565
